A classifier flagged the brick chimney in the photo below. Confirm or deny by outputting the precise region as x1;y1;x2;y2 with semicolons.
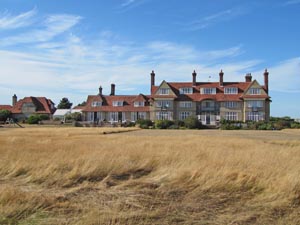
219;69;224;86
151;70;155;86
245;73;252;82
264;69;269;94
110;84;115;96
192;70;197;86
12;94;17;106
99;86;103;95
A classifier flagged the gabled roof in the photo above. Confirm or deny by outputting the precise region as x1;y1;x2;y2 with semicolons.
132;94;149;102
0;105;13;111
82;95;150;112
11;97;56;114
150;80;270;101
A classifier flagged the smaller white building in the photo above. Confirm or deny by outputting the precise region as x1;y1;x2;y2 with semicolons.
53;109;82;122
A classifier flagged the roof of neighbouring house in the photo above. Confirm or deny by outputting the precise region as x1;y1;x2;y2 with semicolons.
0;105;13;111
10;97;56;114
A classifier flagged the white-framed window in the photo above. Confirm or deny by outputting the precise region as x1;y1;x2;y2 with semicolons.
179;101;192;108
112;101;123;107
224;87;238;94
131;112;147;121
87;112;94;122
156;100;170;108
158;88;170;95
224;112;238;121
109;112;118;121
247;112;264;121
91;101;102;107
202;101;215;109
179;87;193;94
179;111;191;120
224;101;238;108
247;100;263;108
156;111;172;120
134;101;145;107
249;88;261;95
201;88;216;94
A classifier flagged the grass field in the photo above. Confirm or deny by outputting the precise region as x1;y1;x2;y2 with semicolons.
0;127;300;224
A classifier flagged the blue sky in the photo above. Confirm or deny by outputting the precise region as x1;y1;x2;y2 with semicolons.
0;0;299;117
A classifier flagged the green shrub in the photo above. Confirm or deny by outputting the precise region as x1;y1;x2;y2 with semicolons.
168;124;179;129
174;120;185;127
291;122;300;129
0;110;11;122
65;112;82;121
39;114;50;121
27;115;41;124
155;120;174;129
184;116;201;129
136;119;153;129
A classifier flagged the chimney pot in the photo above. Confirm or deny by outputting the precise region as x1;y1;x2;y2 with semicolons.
245;73;252;82
219;69;224;86
12;94;17;106
151;70;155;86
99;86;103;95
264;69;269;94
110;84;115;96
192;70;197;86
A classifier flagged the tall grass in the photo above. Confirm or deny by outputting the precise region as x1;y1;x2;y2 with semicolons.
0;127;300;224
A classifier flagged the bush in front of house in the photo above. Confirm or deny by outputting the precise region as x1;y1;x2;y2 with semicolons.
220;119;242;130
0;110;12;122
136;119;153;129
184;116;202;129
65;112;82;122
27;115;41;124
27;114;50;124
155;120;174;129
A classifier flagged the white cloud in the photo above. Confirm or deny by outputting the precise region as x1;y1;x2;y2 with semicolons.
0;8;36;30
283;0;300;5
253;58;300;93
185;7;248;31
0;14;82;46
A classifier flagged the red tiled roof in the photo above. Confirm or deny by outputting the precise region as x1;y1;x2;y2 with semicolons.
73;105;85;110
82;95;150;112
150;81;265;102
0;105;13;111
11;97;55;114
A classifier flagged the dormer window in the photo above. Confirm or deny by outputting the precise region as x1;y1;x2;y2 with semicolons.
134;101;145;107
224;87;238;94
201;88;216;94
158;88;170;95
249;88;261;95
112;101;123;107
91;101;102;107
179;87;193;94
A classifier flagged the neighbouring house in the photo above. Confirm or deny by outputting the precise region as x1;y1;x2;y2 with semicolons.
0;95;56;121
82;69;271;126
53;108;83;122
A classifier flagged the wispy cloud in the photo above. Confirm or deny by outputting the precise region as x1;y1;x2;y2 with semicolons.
0;14;82;46
185;7;248;31
0;8;37;30
283;0;300;6
118;0;149;12
121;0;137;7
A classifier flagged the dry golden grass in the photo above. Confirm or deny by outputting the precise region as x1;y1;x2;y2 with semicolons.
0;127;300;224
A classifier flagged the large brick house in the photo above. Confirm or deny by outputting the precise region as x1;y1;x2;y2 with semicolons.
82;69;271;125
0;95;56;120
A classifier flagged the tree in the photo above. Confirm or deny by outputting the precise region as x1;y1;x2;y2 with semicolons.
0;110;12;122
77;101;86;107
57;97;73;109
